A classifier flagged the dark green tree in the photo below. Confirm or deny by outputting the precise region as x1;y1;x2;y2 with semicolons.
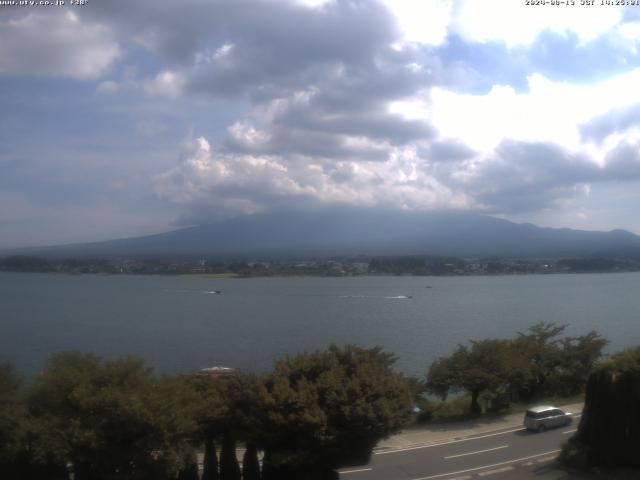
220;429;241;480
513;322;568;400
562;346;640;469
554;331;608;396
427;323;607;413
242;443;260;480
427;339;519;414
0;363;29;480
190;374;229;480
177;452;200;480
195;372;269;480
255;345;412;477
28;352;198;480
514;323;606;400
201;436;219;480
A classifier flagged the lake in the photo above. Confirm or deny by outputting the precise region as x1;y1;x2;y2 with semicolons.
2;272;639;377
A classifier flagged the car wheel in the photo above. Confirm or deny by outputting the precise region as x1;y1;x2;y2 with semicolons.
537;424;546;433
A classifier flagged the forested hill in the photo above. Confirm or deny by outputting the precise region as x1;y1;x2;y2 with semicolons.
4;209;640;259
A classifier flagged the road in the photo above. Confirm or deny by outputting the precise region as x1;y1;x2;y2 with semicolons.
338;419;579;480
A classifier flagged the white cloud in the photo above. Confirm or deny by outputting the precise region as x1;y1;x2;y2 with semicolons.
391;67;640;160
154;135;467;215
382;0;453;46
288;0;335;8
228;122;272;150
450;0;623;47
378;0;623;48
144;70;186;97
614;20;640;55
0;11;120;78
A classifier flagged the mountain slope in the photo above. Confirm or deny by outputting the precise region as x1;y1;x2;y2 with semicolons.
5;209;640;259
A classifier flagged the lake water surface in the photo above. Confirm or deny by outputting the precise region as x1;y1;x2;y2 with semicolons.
2;272;639;376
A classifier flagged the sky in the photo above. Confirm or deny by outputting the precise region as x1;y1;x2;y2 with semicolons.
2;0;640;248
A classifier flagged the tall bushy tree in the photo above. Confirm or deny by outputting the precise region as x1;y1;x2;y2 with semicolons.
513;323;569;400
190;372;264;480
427;340;519;414
554;331;608;396
0;362;32;480
177;452;200;480
562;346;640;469
28;352;198;480
514;323;607;400
256;345;412;477
427;323;607;413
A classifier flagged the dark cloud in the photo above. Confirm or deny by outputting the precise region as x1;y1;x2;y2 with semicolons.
434;140;640;214
580;103;640;144
603;141;640;180
80;0;439;164
0;10;120;78
426;139;476;163
6;0;640;246
81;0;397;85
449;141;599;213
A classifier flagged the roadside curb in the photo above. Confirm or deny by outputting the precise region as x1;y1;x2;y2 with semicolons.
373;426;524;455
374;402;583;455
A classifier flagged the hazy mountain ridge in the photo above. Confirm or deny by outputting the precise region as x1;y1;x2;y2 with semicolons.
4;210;640;259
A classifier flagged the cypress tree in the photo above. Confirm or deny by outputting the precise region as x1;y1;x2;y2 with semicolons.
562;346;640;469
202;435;219;480
241;443;260;480
219;430;241;480
177;452;199;480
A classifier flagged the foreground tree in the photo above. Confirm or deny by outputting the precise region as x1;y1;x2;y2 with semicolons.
0;363;36;480
427;339;519;415
256;345;412;478
428;323;607;414
562;346;640;469
177;452;199;480
190;372;264;480
514;323;607;400
28;352;198;480
201;436;219;480
220;430;241;480
242;443;260;480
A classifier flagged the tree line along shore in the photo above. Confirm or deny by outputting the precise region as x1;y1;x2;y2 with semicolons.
2;254;640;276
1;323;638;480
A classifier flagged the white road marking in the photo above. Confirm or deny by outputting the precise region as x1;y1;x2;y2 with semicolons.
444;445;509;460
375;409;583;457
536;456;556;463
478;466;514;476
410;449;562;480
340;467;373;474
562;428;578;435
375;428;525;455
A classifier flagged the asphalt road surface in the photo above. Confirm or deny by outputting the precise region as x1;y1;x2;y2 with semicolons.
338;419;580;480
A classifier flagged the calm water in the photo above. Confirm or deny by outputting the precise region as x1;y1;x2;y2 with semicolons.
2;272;640;377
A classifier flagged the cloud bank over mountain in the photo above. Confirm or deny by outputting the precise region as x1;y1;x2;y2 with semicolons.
2;1;640;247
